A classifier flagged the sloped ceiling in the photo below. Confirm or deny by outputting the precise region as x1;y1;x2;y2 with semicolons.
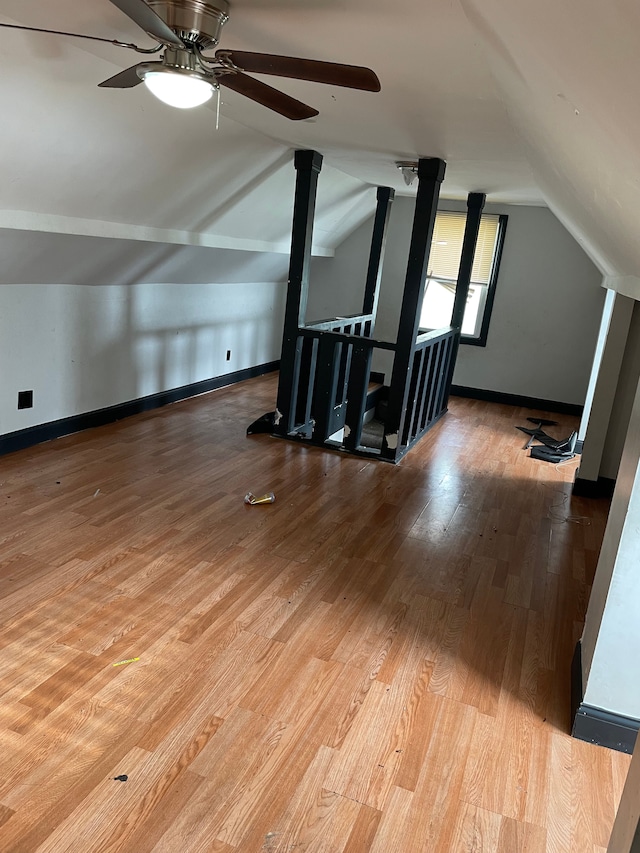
460;0;640;282
0;0;637;280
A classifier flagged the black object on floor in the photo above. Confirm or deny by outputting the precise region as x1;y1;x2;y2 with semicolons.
247;412;276;435
530;445;575;464
539;430;578;452
517;424;549;450
527;417;558;426
524;429;578;451
516;418;578;460
517;426;545;437
529;431;577;463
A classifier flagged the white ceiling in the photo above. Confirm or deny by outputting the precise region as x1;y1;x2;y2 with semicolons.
0;0;638;279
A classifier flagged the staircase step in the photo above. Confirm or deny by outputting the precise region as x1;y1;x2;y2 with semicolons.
365;382;386;412
375;395;389;423
360;417;385;450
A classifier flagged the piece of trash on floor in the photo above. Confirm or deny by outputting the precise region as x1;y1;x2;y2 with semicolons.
244;492;276;505
113;775;128;782
112;657;140;667
93;488;101;498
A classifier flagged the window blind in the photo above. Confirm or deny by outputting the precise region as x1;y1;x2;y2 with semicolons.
428;212;500;284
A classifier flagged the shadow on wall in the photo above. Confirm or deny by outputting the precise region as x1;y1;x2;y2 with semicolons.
69;280;286;417
0;230;290;287
0;228;288;434
70;286;138;413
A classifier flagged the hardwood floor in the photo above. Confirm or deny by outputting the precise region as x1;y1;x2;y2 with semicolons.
0;373;629;852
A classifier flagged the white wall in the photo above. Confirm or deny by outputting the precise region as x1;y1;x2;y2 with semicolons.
582;369;640;719
599;302;640;480
0;231;287;437
576;290;634;483
307;201;378;323
578;288;618;445
452;202;604;403
310;197;604;404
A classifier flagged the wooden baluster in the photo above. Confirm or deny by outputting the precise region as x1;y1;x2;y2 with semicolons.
344;344;373;451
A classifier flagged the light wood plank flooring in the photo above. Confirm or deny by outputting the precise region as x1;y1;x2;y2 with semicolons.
0;373;629;852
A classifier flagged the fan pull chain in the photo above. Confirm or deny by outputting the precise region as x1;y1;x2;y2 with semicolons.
216;86;221;130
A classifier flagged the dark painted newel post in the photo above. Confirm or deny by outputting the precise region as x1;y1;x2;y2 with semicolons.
382;157;446;459
450;192;486;331
275;150;323;435
362;187;395;329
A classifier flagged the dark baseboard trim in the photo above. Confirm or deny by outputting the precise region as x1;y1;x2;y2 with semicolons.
572;471;617;498
571;641;639;753
573;705;639;754
0;361;280;457
450;385;583;417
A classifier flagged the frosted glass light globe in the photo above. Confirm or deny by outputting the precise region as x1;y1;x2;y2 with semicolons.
143;70;213;109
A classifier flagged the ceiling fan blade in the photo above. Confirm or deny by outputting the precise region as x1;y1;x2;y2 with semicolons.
107;0;184;48
98;63;148;88
216;50;381;92
218;72;318;120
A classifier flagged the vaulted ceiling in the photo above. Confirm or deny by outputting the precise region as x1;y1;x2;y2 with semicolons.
1;0;638;282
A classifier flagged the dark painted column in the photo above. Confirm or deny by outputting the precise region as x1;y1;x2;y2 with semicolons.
275;150;323;434
450;192;486;330
382;158;446;458
362;187;395;330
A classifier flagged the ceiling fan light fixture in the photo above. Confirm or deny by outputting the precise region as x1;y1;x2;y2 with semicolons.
141;68;214;109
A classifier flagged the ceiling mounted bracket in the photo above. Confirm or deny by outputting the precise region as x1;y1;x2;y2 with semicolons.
396;161;419;187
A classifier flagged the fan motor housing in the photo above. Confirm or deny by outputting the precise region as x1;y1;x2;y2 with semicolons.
147;0;230;49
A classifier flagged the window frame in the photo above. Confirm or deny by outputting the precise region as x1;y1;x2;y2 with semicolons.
420;212;508;348
462;213;508;347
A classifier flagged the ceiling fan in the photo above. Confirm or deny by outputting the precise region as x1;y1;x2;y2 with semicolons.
0;0;381;119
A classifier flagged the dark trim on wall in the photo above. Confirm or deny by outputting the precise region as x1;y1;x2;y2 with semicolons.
572;472;617;498
573;705;639;754
571;641;639;754
450;385;583;416
0;361;280;457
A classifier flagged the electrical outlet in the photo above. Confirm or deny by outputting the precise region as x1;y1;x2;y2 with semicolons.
18;390;33;409
226;350;231;361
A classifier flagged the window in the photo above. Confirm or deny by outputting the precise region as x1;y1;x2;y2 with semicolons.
419;210;507;346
